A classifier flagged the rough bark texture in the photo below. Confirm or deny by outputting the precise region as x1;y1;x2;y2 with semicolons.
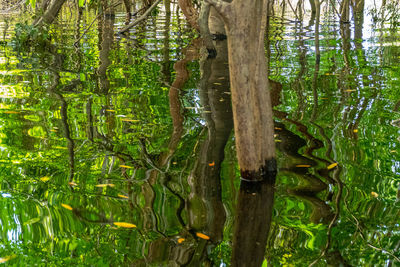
206;0;276;181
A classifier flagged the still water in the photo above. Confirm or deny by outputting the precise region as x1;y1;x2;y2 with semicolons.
1;2;400;266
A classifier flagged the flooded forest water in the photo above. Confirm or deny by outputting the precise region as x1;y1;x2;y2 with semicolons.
1;0;400;266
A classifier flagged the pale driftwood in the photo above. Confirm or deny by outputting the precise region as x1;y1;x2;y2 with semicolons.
118;0;162;34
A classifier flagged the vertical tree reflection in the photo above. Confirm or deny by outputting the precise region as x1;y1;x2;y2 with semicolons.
231;178;276;266
186;16;233;264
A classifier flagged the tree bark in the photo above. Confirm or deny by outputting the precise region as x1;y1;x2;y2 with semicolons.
205;0;276;181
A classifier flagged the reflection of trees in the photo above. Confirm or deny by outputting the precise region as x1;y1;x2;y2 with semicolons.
136;21;234;264
232;179;275;266
46;48;78;183
97;3;115;94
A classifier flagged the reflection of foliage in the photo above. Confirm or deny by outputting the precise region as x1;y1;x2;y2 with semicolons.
370;0;400;30
209;241;232;266
12;22;50;51
2;1;400;266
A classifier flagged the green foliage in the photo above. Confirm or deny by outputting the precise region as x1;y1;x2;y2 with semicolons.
12;22;50;51
2;1;400;266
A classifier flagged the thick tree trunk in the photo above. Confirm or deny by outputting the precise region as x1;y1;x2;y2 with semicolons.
205;0;276;181
34;0;67;27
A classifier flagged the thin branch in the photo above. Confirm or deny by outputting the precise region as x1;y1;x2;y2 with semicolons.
118;0;162;34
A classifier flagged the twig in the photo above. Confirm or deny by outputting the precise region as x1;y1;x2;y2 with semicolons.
118;0;162;34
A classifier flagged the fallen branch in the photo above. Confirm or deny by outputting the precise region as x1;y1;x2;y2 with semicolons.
118;0;162;34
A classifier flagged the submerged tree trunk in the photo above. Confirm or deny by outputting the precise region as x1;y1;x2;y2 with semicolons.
205;0;276;181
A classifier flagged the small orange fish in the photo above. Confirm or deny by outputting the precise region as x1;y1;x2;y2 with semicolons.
196;232;210;240
113;222;136;228
61;204;73;211
327;163;338;170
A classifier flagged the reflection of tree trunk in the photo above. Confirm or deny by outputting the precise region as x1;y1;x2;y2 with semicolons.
207;0;276;181
97;7;115;94
353;0;364;40
315;0;321;64
34;0;67;27
340;0;350;23
138;39;202;265
181;11;233;263
188;36;232;235
161;0;171;85
178;0;200;31
292;21;307;121
309;0;316;14
231;180;275;266
46;51;77;183
160;39;202;166
123;0;132;19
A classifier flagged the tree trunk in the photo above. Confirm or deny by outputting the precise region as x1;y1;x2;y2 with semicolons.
205;0;276;181
34;0;67;27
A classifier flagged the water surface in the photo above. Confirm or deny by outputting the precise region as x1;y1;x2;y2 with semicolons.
1;2;400;266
